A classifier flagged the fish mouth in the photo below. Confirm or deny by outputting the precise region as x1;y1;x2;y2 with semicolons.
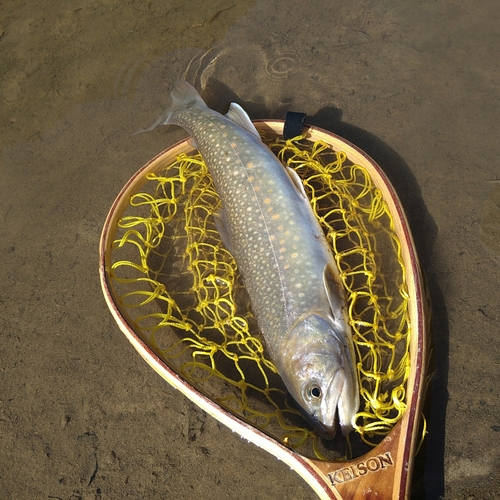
314;369;342;440
310;417;337;440
294;403;337;440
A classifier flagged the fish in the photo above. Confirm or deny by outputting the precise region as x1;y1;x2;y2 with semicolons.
140;80;360;438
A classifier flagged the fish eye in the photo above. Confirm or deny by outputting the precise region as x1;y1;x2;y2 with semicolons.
306;383;322;401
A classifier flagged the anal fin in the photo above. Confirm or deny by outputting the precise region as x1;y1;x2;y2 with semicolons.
225;103;262;140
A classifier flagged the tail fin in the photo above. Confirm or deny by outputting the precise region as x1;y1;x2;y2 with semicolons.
133;80;207;135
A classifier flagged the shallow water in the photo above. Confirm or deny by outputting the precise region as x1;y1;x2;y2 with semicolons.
1;0;499;498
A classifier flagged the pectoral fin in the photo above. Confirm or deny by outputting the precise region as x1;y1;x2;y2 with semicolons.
323;263;344;323
324;263;360;427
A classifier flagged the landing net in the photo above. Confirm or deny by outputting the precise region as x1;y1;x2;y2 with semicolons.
109;131;410;460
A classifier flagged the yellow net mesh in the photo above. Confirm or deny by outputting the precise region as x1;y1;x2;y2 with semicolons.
109;131;411;460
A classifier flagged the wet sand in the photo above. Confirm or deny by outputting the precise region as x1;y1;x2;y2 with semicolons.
1;1;499;498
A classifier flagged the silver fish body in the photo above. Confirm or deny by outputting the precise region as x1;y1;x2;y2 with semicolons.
145;80;359;437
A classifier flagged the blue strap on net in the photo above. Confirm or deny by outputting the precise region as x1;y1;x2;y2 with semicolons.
283;111;306;139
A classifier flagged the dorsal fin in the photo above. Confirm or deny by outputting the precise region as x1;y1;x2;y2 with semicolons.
225;103;261;139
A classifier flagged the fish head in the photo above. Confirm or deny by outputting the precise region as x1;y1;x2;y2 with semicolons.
279;313;359;439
